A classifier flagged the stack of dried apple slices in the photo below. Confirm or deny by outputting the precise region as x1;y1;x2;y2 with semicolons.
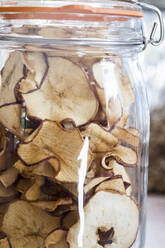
0;50;140;248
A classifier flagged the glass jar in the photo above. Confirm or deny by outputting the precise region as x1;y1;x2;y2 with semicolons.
0;1;163;248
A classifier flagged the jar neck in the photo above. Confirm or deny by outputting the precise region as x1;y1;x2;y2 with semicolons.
0;1;144;52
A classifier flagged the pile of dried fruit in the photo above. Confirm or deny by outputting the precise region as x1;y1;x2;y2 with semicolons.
0;49;140;248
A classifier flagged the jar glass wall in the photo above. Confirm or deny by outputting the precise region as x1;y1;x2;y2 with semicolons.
0;1;152;248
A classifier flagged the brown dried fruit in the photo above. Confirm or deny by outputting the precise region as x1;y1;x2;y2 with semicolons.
14;158;59;179
14;160;34;177
0;51;25;136
93;60;135;108
12;24;40;35
0;167;19;188
33;162;54;178
119;73;135;108
0;125;8;171
67;191;139;248
21;57;98;126
102;145;137;168
94;82;123;130
93;106;107;125
92;59;135;130
0;183;17;203
109;161;132;195
128;127;140;136
24;176;45;201
107;97;123;129
95;177;126;194
20;177;63;202
116;110;129;128
39;26;75;39
0;237;10;248
84;176;112;194
19;78;38;94
86;161;97;179
111;127;140;147
18;121;93;183
45;229;68;248
62;211;79;230
31;198;72;212
61;183;78;199
15;177;33;194
1;200;60;248
22;52;48;88
0;104;21;137
0;51;24;106
53;204;77;217
40;180;68;198
33;159;59;178
82;123;118;153
61;119;76;130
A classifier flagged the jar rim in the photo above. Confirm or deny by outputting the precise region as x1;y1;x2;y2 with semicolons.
0;1;143;21
0;5;143;17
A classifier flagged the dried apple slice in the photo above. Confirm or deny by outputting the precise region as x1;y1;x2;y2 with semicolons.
86;161;97;180
0;51;24;106
22;52;48;88
119;73;135;108
53;204;77;217
102;145;137;168
93;60;135;108
14;158;58;181
45;229;68;248
67;191;139;248
128;127;140;136
0;51;25;136
61;119;76;130
95;177;126;194
0;183;17;203
109;161;132;195
13;160;34;177
0;126;8;171
61;183;78;199
31;198;72;212
107;97;123;129
82;123;118;153
1;200;60;248
19;78;38;94
12;24;40;35
92;59;135;129
94;81;123;129
0;238;10;248
93;106;107;125
111;127;140;147
24;176;45;201
22;177;69;202
84;176;112;194
62;211;79;230
0;104;22;137
15;177;33;194
21;57;98;126
32;159;59;178
9;236;43;248
0;167;19;188
18;121;93;183
39;26;75;39
117;110;129;128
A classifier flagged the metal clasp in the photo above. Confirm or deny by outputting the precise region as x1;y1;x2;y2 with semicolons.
138;2;164;48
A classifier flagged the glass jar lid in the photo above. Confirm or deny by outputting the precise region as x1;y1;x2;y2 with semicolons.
0;0;143;21
0;1;163;50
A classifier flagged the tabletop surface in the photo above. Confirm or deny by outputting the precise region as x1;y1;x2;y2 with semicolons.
145;195;165;248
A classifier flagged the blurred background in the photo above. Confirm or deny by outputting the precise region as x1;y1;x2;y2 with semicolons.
139;0;165;247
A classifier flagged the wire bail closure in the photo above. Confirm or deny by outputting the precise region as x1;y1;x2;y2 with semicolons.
138;2;164;49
